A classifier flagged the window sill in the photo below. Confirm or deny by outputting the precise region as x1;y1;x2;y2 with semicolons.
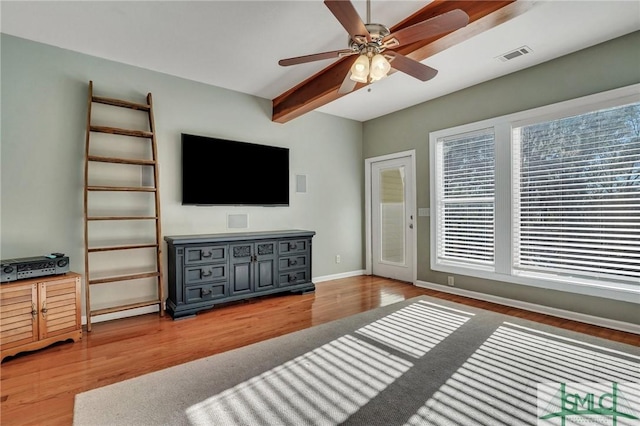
432;263;639;304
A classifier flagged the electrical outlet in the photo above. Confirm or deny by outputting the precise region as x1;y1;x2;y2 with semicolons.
335;255;341;264
447;276;455;286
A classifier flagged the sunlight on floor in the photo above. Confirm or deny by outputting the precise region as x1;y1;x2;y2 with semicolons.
404;323;640;426
356;300;473;358
185;302;639;426
186;335;413;425
379;288;407;306
186;301;470;425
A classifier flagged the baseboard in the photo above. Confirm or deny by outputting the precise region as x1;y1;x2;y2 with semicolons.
82;273;637;335
82;305;160;325
314;270;366;283
416;280;640;335
82;271;368;325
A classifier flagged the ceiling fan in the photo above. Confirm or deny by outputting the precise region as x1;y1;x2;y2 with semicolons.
278;0;470;94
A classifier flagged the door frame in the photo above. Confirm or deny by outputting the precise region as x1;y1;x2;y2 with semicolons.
364;150;417;284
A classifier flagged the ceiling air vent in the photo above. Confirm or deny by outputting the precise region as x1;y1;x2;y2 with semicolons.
496;46;533;62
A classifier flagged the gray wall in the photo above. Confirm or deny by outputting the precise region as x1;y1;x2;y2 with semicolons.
363;31;640;324
1;34;364;316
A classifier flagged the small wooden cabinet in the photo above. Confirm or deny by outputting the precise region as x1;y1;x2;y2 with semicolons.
165;230;315;319
1;272;82;361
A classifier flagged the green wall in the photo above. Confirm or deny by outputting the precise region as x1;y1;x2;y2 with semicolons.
363;31;640;324
1;34;364;317
2;30;638;325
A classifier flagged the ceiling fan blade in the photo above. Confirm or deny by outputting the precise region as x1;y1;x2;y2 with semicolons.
279;49;356;66
338;71;358;94
324;0;371;42
387;52;438;82
383;9;469;49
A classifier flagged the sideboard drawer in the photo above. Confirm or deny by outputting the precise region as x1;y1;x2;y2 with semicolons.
279;255;308;271
184;245;227;264
185;282;227;303
279;269;309;287
184;264;227;285
278;239;309;255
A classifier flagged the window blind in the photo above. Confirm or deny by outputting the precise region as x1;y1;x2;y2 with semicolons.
436;128;495;267
513;102;640;283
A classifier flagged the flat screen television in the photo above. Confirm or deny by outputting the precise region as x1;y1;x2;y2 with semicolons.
181;133;289;206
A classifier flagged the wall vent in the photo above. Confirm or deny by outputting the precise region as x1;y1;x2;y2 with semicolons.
496;46;533;62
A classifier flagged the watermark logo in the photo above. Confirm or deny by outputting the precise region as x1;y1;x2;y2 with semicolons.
537;382;639;425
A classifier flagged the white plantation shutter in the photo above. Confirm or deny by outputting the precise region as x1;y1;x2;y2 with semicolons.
512;102;640;283
436;128;495;267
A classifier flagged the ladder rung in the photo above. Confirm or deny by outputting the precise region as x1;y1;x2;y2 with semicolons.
88;185;157;192
89;272;160;285
90;299;162;317
90;125;153;138
87;155;156;166
88;243;159;253
87;216;158;221
92;95;151;111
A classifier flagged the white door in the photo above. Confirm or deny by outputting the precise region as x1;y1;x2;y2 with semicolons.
370;154;415;283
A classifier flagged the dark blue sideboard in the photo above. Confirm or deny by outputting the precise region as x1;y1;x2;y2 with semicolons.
164;229;315;319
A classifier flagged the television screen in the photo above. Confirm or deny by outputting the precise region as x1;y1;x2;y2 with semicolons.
181;133;289;206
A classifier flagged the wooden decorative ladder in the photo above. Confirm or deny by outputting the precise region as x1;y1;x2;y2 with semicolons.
83;81;164;331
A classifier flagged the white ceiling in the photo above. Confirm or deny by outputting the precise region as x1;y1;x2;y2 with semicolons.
2;1;639;122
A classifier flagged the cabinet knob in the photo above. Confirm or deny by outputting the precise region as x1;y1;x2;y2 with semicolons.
201;250;212;258
201;289;212;296
31;303;38;320
201;269;213;278
289;273;297;282
289;243;297;250
289;259;297;266
41;301;48;318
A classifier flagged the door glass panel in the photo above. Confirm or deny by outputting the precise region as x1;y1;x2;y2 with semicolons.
380;167;405;265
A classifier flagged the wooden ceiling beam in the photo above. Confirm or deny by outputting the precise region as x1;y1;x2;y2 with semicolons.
272;0;530;124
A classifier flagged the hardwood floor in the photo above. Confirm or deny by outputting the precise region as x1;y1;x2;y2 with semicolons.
1;275;638;425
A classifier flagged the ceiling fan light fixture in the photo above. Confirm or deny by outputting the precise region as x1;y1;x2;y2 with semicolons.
349;54;370;83
369;53;391;81
278;1;470;100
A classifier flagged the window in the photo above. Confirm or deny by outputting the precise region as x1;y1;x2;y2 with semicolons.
513;103;640;282
430;85;640;301
435;128;495;269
